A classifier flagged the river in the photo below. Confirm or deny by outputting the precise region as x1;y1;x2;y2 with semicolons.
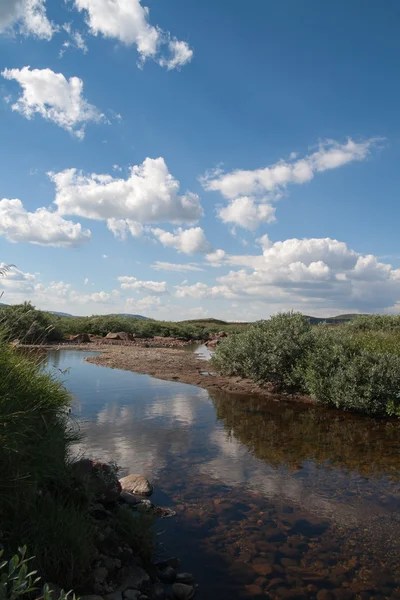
46;349;400;599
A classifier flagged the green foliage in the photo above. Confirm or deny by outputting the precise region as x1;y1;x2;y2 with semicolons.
0;340;94;589
0;303;63;343
213;312;312;390
51;313;244;341
345;314;400;332
0;546;76;600
304;325;400;416
213;313;400;417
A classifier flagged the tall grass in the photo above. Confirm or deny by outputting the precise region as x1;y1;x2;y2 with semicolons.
0;340;95;589
212;312;400;417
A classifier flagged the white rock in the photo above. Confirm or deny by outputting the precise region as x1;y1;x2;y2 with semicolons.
119;475;153;496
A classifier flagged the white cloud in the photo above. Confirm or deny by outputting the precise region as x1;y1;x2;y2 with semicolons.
158;39;193;70
151;227;211;254
70;289;118;304
0;198;91;247
84;277;89;285
102;254;108;259
2;66;104;138
50;157;203;224
151;261;205;273
72;0;193;69
125;295;161;311
175;282;237;299
60;23;88;57
118;276;168;294
203;138;378;200
202;138;380;230
176;236;400;313
0;0;55;40
107;218;143;240
218;196;276;230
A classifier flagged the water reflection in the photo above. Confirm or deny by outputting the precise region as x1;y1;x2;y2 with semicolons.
46;351;400;599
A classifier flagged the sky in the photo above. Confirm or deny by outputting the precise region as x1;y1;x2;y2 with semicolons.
0;0;400;320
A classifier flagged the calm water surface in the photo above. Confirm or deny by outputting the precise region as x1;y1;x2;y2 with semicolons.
47;350;400;599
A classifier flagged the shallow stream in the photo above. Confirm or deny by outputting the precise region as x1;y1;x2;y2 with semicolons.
46;350;400;599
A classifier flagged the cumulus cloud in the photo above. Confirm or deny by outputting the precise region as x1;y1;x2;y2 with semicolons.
50;157;203;224
60;23;88;57
151;261;205;273
203;139;378;200
125;295;161;311
176;236;400;313
158;39;193;70
107;218;143;240
2;66;105;138
175;282;237;299
72;0;193;69
218;196;276;230
0;0;55;39
118;276;168;294
0;198;91;247
203;138;380;230
151;227;211;254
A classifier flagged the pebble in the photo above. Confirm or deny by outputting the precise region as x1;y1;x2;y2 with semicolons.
92;567;109;582
252;563;273;576
317;591;336;600
171;583;195;600
244;584;263;596
123;591;141;600
158;566;176;583
151;584;166;600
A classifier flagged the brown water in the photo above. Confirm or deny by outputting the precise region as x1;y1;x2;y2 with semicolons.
46;350;400;599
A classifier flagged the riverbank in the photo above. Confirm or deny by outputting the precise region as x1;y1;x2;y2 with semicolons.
37;342;309;401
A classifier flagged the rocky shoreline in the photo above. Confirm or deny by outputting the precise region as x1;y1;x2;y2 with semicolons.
32;342;310;402
69;460;197;600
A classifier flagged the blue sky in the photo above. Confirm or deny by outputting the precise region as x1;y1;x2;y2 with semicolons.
0;0;400;319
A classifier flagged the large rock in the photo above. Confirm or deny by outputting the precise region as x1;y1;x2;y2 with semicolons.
71;459;121;503
120;565;150;591
70;333;91;343
171;584;195;600
105;332;135;341
119;475;153;497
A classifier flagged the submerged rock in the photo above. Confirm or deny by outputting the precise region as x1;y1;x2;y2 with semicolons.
151;584;166;600
120;491;140;505
158;566;176;583
119;474;153;496
171;583;195;600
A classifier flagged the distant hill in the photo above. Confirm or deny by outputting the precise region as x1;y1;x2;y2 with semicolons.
304;313;368;325
48;311;74;317
106;313;149;320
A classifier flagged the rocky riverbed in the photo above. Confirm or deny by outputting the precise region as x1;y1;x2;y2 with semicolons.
69;459;197;600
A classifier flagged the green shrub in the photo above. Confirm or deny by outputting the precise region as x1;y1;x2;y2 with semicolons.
0;546;77;600
0;341;94;589
302;325;400;416
213;312;312;390
0;303;63;343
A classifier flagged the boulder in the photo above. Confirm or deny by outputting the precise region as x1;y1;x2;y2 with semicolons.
71;459;121;503
171;584;195;600
70;333;91;343
119;474;153;496
105;332;135;341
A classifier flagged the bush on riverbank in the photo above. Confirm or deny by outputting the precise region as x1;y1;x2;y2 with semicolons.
0;302;63;343
0;341;95;589
212;312;400;417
